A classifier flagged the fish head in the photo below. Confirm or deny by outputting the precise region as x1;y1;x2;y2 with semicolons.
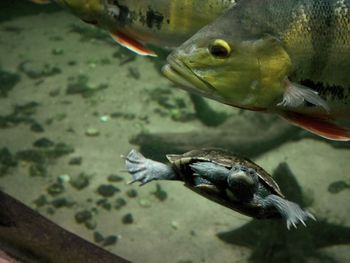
55;0;103;24
162;17;292;110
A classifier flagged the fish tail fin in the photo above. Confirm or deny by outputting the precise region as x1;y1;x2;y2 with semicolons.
281;112;350;141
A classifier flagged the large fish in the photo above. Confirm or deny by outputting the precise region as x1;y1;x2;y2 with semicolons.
35;0;236;56
162;0;350;141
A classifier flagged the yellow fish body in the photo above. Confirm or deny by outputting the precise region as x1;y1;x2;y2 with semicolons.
52;0;236;55
163;0;350;140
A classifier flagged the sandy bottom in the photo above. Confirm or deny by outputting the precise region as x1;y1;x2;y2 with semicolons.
0;7;349;263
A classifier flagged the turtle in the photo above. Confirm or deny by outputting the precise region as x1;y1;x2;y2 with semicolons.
123;148;315;229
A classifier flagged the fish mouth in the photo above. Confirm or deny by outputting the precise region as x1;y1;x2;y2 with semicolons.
162;55;219;99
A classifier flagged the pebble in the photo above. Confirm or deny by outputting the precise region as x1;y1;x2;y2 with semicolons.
126;189;138;198
97;198;112;210
171;221;179;230
97;184;120;197
33;195;48;208
75;210;92;224
69;156;82;165
99;115;110;122
70;173;90;190
75;210;93;224
94;231;104;243
85;219;97;230
115;197;127;210
122;213;134;224
85;127;100;137
33;138;54;148
107;174;124;182
138;198;151;208
47;183;64;196
102;235;118;247
51;197;75;208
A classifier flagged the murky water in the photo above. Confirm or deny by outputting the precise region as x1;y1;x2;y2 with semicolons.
0;1;349;262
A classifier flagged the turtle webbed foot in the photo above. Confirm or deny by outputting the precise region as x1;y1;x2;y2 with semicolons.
263;194;316;229
123;149;176;185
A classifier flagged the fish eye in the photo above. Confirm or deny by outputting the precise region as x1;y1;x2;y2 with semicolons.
209;39;231;59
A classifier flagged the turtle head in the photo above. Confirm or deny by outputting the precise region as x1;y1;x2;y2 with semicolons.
227;165;258;201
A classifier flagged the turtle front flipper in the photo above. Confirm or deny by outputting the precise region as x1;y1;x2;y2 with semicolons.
261;194;316;229
123;149;177;185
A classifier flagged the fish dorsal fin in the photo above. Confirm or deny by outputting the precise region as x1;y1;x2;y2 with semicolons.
110;32;157;57
166;154;182;163
282;112;350;141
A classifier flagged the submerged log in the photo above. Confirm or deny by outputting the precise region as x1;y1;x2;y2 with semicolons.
0;191;129;263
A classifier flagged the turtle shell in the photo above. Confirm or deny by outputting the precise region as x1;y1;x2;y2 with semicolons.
166;148;284;198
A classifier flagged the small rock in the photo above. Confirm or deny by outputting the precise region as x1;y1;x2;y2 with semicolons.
49;142;74;158
75;210;93;224
94;231;104;243
46;207;55;215
51;197;75;208
33;195;48;208
19;61;61;79
0;69;20;97
102;235;118;247
107;174;124;182
100;115;110;122
49;88;60;97
114;197;127;210
58;174;71;183
16;149;46;163
69;156;82;165
328;180;350;194
47;183;64;196
33;138;54;148
14;101;39;116
52;48;64;55
128;67;140;80
0;147;17;175
70;173;89;190
85;128;100;137
30;122;45;133
171;220;179;230
122;213;134;224
97;184;120;197
97;198;112;210
67;61;77;66
85;219;97;230
138;198;151;208
126;189;138;198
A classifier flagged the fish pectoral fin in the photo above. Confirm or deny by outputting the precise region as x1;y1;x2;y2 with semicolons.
110;32;157;57
277;80;330;113
281;111;350;141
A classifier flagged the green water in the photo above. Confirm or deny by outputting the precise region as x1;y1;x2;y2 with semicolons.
0;1;349;262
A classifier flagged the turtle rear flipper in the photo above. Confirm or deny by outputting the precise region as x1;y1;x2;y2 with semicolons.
123;149;177;185
262;194;316;229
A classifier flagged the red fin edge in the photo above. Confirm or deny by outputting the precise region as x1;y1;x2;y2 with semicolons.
282;112;350;141
110;32;157;57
